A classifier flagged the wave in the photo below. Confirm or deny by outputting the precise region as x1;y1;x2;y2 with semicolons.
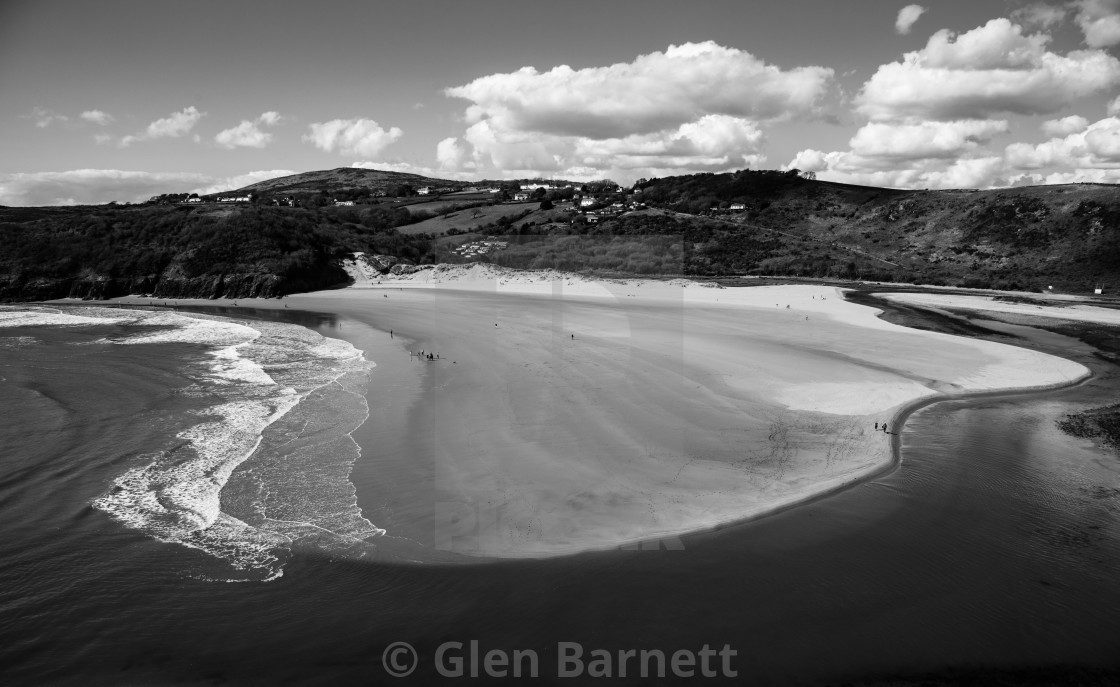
3;305;381;581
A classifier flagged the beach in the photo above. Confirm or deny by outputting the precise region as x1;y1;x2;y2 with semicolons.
108;268;1090;559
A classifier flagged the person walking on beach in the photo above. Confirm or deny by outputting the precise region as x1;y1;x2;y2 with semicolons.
390;329;393;338
875;422;878;430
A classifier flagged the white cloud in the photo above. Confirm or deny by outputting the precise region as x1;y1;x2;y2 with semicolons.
1041;115;1090;137
93;133;113;145
304;118;403;157
857;18;1120;121
895;5;927;35
0;168;296;206
120;106;204;146
1109;95;1120;116
24;106;68;128
0;169;208;206
1006;116;1120;169
791;114;1120;190
848;119;1009;160
446;41;832;139
257;111;282;126
436;137;475;171
190;169;295;195
1010;3;1068;30
440;41;831;182
80;109;114;126
784;119;1008;186
214;111;285;149
1074;0;1120;47
785;150;1007;189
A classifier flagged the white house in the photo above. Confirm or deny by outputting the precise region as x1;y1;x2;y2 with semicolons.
730;203;746;211
513;192;531;201
334;200;355;206
579;197;596;207
417;187;431;195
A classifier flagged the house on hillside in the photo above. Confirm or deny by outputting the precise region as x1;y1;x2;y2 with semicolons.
184;197;201;203
579;197;596;208
334;200;354;206
417;187;432;195
730;203;746;211
513;192;530;201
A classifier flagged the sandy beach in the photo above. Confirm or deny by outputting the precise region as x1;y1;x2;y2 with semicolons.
107;268;1091;558
881;291;1120;326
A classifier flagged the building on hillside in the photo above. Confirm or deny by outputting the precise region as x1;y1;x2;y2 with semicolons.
417;187;431;195
579;197;596;207
334;200;355;206
513;192;531;201
185;197;201;203
730;203;746;211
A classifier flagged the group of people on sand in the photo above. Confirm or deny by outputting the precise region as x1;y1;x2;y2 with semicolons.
875;421;891;434
412;348;439;361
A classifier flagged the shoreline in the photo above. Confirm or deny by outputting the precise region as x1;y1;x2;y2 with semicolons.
37;273;1097;559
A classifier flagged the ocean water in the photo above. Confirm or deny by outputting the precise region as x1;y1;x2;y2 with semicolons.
1;303;1119;685
0;305;381;584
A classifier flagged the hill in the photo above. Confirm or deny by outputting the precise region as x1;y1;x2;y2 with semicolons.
232;167;459;196
2;166;1118;301
0;202;436;301
624;170;1120;291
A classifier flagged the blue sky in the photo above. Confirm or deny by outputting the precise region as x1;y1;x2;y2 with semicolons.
2;0;1119;204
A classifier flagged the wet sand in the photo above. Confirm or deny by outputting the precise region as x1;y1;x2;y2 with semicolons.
108;270;1089;558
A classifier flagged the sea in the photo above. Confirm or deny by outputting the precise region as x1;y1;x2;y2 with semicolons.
1;302;1119;686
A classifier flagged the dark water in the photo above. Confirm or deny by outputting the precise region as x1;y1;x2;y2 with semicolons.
1;305;1118;685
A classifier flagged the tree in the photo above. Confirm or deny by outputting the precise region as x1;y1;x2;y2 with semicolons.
540;199;554;210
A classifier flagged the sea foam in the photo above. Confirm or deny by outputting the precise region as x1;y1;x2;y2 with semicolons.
0;305;379;581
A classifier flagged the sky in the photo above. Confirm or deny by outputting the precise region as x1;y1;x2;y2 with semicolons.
2;0;1119;205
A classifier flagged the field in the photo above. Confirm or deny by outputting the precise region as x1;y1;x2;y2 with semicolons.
396;201;570;236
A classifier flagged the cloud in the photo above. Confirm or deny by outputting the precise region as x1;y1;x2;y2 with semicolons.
847;119;1009;160
257;111;282;126
214;111;285;149
24;107;68;128
857;18;1120;121
93;133;113;145
786;149;1007;189
436;137;475;171
0;169;296;206
1109;94;1120;116
120;106;204;146
0;169;208;206
446;41;833;140
80;110;114;126
1074;0;1120;47
190;169;295;194
440;41;831;182
895;5;927;35
1041;115;1090;137
1010;3;1068;30
790;114;1120;190
303;118;403;157
1006;115;1120;168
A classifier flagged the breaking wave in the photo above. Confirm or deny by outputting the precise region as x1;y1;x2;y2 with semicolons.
3;306;381;581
